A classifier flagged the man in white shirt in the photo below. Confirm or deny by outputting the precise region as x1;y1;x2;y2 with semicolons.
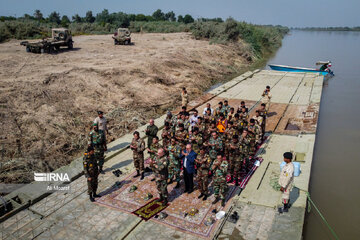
202;103;214;116
190;110;199;127
94;111;109;135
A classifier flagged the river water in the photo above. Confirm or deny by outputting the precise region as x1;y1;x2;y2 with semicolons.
266;30;360;240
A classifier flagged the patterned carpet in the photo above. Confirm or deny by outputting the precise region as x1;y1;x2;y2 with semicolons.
96;157;262;238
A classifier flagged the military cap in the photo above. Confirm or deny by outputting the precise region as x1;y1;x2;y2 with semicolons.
283;152;293;159
97;110;103;115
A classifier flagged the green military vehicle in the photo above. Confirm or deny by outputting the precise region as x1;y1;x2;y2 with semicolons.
20;28;73;53
112;28;131;45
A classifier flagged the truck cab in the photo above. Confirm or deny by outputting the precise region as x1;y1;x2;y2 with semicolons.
113;28;131;45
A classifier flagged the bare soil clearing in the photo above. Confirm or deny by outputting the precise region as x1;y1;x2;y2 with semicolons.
0;32;253;183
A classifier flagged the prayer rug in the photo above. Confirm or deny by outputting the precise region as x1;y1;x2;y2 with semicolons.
133;198;168;221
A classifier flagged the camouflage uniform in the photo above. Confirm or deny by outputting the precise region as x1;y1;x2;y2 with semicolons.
215;106;226;119
149;142;162;173
175;129;189;149
131;137;145;173
161;127;172;148
196;153;211;195
213;159;229;200
223;105;231;118
190;132;203;155
227;140;241;176
258;109;267;137
224;127;238;145
248;124;262;145
83;152;99;196
145;125;158;148
88;129;106;169
240;112;249;122
154;155;169;201
184;119;191;131
239;135;252;172
167;143;182;183
208;136;223;161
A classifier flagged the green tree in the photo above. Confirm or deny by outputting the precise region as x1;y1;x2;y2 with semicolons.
152;9;165;21
61;15;70;27
84;11;95;23
165;11;176;21
72;14;82;23
48;11;61;24
177;15;184;23
96;9;110;23
135;14;147;21
183;14;194;24
34;10;43;20
128;14;136;21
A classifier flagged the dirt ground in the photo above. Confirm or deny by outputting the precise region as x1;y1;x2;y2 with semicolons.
0;32;253;183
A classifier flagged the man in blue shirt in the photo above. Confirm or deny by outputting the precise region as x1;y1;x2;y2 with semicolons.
182;144;197;194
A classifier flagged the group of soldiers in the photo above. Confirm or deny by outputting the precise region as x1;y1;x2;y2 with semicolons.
130;86;271;206
83;86;273;205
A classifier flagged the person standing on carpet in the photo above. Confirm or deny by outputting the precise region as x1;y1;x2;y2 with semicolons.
181;144;197;194
212;154;229;207
154;148;169;206
278;152;294;213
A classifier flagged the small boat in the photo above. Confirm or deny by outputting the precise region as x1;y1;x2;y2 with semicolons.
269;61;334;76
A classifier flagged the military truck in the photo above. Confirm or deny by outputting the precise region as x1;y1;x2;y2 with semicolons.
20;28;73;53
112;28;131;45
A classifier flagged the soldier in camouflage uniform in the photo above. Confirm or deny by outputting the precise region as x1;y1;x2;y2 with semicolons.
195;147;211;200
175;123;189;150
177;114;185;129
83;146;100;202
212;154;229;207
184;114;191;131
223;100;231;118
154;148;169;205
147;136;162;181
161;122;172;149
239;128;252;173
258;103;267;140
239;107;249;122
145;119;158;148
215;102;226;119
193;117;204;135
227;135;242;185
130;131;146;180
167;138;182;188
224;121;238;145
248;118;262;145
206;131;224;163
88;123;107;174
227;107;235;121
190;127;203;155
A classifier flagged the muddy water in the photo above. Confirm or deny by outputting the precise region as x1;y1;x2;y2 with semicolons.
266;30;360;240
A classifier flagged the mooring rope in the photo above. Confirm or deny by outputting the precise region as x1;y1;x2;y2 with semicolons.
295;187;340;240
